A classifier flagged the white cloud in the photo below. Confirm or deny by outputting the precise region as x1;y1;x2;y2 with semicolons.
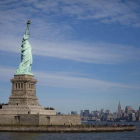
32;41;140;64
0;66;139;91
0;35;140;64
0;0;140;65
20;0;140;27
0;0;140;41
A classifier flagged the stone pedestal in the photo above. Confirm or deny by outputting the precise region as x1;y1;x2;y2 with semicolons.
0;75;56;115
9;75;38;106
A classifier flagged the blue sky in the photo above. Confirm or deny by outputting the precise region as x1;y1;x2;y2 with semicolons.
0;0;140;114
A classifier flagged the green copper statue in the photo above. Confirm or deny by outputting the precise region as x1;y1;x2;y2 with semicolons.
15;20;33;75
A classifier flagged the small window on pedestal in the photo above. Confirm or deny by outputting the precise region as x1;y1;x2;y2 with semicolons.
18;83;20;89
21;83;23;88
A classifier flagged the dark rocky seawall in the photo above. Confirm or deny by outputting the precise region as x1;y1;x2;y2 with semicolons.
0;125;135;133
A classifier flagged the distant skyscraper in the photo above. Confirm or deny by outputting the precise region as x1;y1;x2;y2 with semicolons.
106;110;110;115
84;110;89;117
118;102;121;118
125;106;133;115
129;113;136;122
121;109;124;117
80;110;83;117
91;111;94;115
101;109;104;114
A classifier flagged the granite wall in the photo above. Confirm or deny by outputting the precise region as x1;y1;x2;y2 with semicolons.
0;115;39;125
0;114;81;125
48;115;81;125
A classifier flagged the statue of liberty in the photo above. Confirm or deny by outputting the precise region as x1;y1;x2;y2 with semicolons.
15;20;33;75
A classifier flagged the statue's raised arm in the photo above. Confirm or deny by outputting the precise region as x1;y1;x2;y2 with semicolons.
15;20;33;76
23;20;30;41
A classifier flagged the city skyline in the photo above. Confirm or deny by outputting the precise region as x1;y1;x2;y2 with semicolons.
66;102;140;122
0;0;140;113
59;102;140;115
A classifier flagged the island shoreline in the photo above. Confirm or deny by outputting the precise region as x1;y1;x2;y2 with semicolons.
0;125;135;133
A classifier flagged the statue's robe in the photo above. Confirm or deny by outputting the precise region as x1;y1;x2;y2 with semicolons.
16;25;33;75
